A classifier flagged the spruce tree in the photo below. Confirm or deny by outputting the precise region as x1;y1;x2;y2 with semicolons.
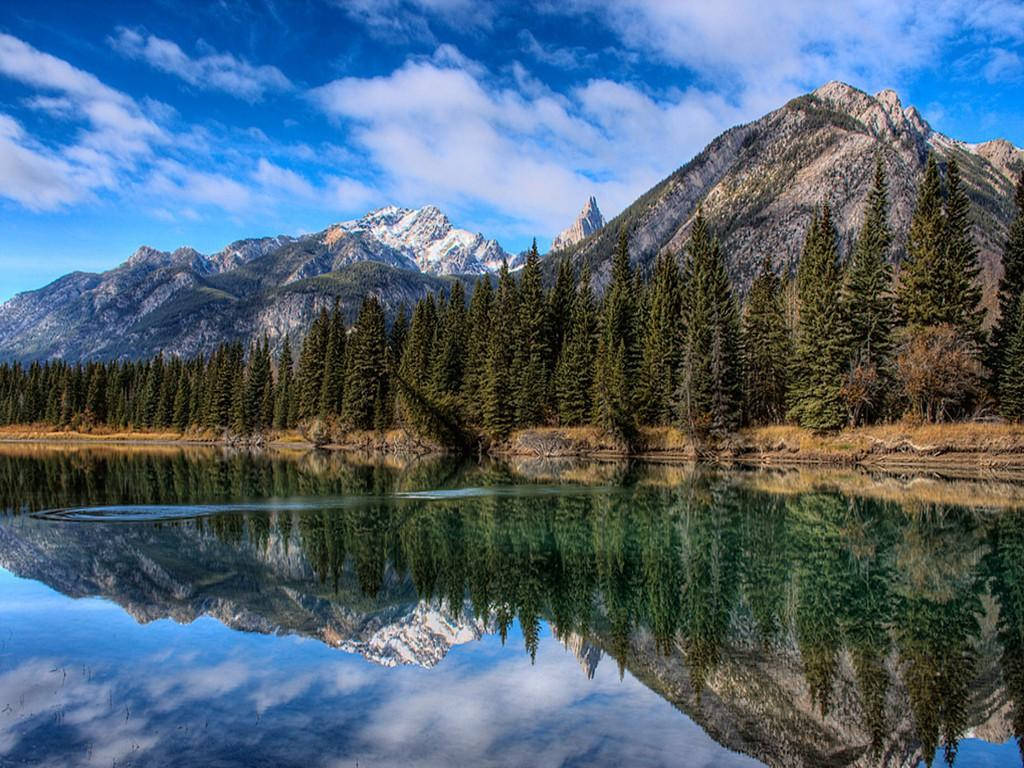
787;205;848;431
462;277;493;423
483;262;517;437
296;308;329;422
994;171;1024;392
554;262;597;425
343;295;389;430
273;335;294;430
636;250;683;425
547;256;575;376
898;153;946;326
593;227;636;438
430;282;468;402
319;300;346;419
1000;295;1024;421
676;210;743;437
742;256;791;425
397;294;437;426
514;240;549;426
941;156;985;341
841;156;895;423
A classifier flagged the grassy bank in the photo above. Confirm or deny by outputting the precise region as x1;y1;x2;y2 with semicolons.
6;421;1024;471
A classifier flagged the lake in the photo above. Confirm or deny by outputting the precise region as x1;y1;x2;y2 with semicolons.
0;446;1022;767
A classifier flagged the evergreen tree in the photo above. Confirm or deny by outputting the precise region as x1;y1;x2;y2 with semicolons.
554;262;597;426
514;241;549;426
430;282;468;402
483;262;517;437
841;157;894;423
343;295;389;430
319;301;346;419
462;277;493;423
788;206;847;430
547;256;575;376
676;210;743;437
296;308;329;422
635;250;683;425
273;335;294;430
941;156;985;342
593;227;636;438
397;294;438;426
742;256;791;425
898;153;947;326
993;171;1024;389
1000;295;1024;421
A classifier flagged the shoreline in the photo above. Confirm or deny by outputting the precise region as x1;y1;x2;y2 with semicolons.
5;423;1024;475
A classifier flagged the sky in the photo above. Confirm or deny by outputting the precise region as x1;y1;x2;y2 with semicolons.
1;0;1023;301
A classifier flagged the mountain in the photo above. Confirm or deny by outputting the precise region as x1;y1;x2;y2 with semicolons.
341;204;510;274
0;204;505;361
552;196;605;252
561;81;1023;313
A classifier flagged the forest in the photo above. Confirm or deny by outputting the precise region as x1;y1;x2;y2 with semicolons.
1;154;1023;449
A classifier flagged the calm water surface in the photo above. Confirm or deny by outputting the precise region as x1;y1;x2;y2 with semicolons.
0;447;1022;767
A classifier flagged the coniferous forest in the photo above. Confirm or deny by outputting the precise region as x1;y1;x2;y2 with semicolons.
2;156;1023;449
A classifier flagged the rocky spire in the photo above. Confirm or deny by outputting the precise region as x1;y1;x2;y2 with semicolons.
552;196;605;251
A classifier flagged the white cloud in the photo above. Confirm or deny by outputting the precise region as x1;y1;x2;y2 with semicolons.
110;27;291;102
0;114;86;209
338;0;494;43
983;48;1024;83
252;157;316;198
308;49;750;236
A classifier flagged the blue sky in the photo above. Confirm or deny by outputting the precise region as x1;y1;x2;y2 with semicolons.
1;0;1023;301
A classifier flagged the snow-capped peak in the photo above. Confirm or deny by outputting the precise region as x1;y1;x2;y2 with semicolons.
340;204;510;275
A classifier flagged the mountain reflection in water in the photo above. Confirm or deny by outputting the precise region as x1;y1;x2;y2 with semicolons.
0;446;1022;768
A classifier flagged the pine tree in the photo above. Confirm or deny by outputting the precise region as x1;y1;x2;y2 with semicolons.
547;256;575;376
994;171;1024;393
898;153;947;326
343;295;389;430
319;300;346;419
514;240;549;426
274;335;294;430
636;250;683;425
677;210;743;437
245;336;272;432
788;206;848;431
840;157;894;423
1000;295;1024;421
941;156;985;341
483;262;517;437
397;294;438;426
742;256;791;425
430;282;468;402
554;262;597;425
385;305;409;425
593;227;636;438
462;277;493;423
296;308;329;422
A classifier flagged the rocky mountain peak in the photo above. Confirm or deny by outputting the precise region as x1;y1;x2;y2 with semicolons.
552;195;606;251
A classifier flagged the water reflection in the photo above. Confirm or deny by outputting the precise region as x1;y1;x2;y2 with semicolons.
0;447;1022;767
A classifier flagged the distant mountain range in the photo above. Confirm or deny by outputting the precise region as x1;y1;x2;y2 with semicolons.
0;80;1021;362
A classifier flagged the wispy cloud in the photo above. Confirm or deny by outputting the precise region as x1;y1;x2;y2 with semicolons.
109;27;292;102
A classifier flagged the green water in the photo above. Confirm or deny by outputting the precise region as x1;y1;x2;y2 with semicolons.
0;447;1021;767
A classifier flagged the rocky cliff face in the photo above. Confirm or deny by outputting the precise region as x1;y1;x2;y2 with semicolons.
552;196;605;252
562;81;1023;312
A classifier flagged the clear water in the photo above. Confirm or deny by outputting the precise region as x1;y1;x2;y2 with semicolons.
0;447;1021;767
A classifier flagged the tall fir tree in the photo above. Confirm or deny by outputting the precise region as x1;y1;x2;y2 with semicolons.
993;171;1024;393
342;295;389;430
941;156;985;342
319;300;346;419
593;227;636;438
1000;294;1024;421
635;250;683;425
898;153;947;326
274;335;294;430
430;282;468;402
554;262;597;426
547;256;576;376
788;205;848;431
742;256;791;425
462;277;493;423
514;240;549;426
483;261;517;437
397;294;437;426
676;210;743;437
841;156;895;423
991;173;1024;385
296;307;329;422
